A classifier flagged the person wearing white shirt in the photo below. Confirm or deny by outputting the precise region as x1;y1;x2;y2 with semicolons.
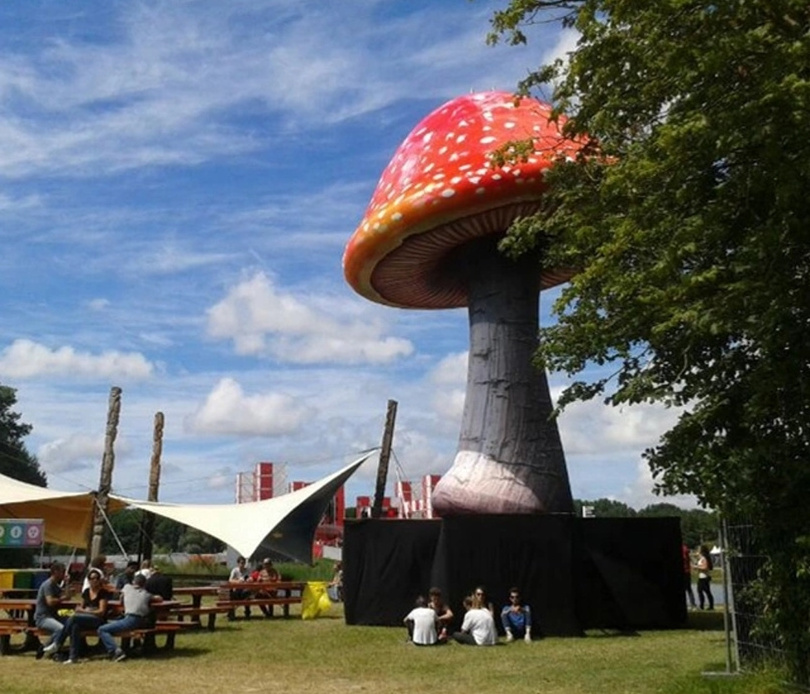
452;596;497;646
404;596;439;646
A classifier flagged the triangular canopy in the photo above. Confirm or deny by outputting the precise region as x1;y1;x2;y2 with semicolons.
113;452;373;563
0;475;127;548
0;452;373;562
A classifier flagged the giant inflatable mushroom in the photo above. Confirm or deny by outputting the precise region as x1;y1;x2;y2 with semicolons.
343;91;582;515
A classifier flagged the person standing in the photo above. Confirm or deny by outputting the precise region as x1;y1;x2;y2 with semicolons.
682;544;697;610
500;587;532;642
404;595;438;645
452;596;497;646
696;545;714;610
34;562;68;660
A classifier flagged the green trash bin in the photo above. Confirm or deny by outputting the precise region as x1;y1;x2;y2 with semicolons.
13;570;33;589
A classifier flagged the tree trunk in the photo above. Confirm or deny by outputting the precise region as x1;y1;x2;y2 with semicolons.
88;386;122;559
432;242;574;515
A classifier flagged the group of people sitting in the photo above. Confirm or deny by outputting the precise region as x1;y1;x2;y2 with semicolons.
404;585;532;647
34;555;173;664
227;555;282;619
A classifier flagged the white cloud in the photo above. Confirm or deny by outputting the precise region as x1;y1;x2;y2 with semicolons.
556;394;681;456
187;377;310;436
0;339;155;380
87;298;110;311
37;433;105;473
207;468;236;490
619;458;699;510
206;272;413;364
429;351;467;427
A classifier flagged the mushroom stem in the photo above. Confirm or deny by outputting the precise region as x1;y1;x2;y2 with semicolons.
431;239;574;515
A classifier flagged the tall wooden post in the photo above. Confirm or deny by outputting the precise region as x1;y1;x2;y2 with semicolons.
88;386;122;562
139;412;163;562
371;399;397;519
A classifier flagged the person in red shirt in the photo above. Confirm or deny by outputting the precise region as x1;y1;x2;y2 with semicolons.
682;543;697;609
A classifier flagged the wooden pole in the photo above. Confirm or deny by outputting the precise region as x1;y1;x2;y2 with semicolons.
371;399;397;519
139;412;164;562
88;386;122;562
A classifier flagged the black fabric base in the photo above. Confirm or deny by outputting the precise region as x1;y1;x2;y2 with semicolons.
343;515;686;635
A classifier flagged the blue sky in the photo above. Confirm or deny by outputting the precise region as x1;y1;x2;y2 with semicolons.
0;0;690;509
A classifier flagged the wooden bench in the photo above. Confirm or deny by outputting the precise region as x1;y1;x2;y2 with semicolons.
0;622;183;657
170;605;232;631
215;595;301;618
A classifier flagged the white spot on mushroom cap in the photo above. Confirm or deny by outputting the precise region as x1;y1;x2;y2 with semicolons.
441;188;456;198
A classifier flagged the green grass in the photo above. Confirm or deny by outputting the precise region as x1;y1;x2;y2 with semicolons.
0;607;790;694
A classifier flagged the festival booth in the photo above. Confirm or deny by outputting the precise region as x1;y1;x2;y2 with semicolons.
343;515;685;635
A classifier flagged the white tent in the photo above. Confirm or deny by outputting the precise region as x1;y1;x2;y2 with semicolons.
116;452;373;563
0;451;373;563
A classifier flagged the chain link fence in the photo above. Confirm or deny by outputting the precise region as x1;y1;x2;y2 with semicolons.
722;519;789;675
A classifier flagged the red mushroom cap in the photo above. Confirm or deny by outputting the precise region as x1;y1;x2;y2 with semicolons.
342;91;583;309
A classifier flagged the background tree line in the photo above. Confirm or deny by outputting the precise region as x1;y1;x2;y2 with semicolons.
572;499;717;548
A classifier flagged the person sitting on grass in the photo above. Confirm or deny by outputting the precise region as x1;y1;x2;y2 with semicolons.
500;587;532;642
43;568;111;664
404;596;438;646
451;595;497;646
428;586;453;643
97;573;159;662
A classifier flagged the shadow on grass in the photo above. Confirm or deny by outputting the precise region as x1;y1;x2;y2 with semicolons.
582;628;641;638
686;610;726;632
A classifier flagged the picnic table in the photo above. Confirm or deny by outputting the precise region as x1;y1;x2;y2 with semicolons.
0;596;183;656
216;580;306;619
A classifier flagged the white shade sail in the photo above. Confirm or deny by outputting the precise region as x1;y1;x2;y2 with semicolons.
112;451;373;562
0;452;374;562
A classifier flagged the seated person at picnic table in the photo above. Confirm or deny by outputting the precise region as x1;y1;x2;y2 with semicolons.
81;554;111;593
135;559;154;581
255;558;280;617
500;587;532;642
427;586;453;643
115;560;140;592
451;596;497;646
97;573;160;662
404;595;438;646
144;565;173;601
43;568;111;664
228;556;252;620
34;562;68;660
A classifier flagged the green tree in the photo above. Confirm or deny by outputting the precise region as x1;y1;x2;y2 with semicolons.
489;0;810;682
0;384;46;487
101;509;144;555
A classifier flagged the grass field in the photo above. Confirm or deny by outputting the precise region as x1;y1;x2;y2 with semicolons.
0;605;787;694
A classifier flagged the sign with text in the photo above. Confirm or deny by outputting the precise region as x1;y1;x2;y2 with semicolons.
0;519;44;547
